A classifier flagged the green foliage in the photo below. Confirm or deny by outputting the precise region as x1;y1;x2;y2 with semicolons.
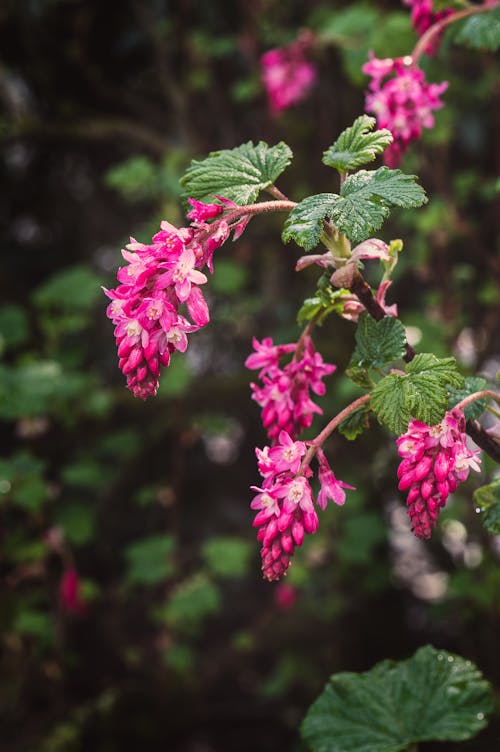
125;535;176;585
474;479;500;535
336;512;386;565
105;156;158;200
454;7;500;52
337;404;370;441
0;304;29;351
0;452;47;511
301;645;492;752
371;354;464;434
202;536;253;578
210;259;248;295
350;313;406;370
297;276;350;325
34;265;102;312
448;376;488;421
158;574;221;633
283;168;427;249
322;116;393;173
0;361;86;419
180;141;293;205
335;168;427;243
55;503;96;546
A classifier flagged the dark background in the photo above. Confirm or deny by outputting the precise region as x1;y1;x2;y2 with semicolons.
0;1;499;750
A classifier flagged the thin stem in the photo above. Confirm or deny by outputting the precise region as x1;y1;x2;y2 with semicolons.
225;200;296;222
454;390;500;413
412;2;498;63
266;184;290;201
300;394;371;471
293;314;321;362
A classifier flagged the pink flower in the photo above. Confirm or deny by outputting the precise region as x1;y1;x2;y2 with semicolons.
246;336;336;441
316;448;355;510
261;32;316;115
363;54;448;166
250;434;353;580
105;195;248;398
402;1;454;56
60;568;87;616
396;409;481;538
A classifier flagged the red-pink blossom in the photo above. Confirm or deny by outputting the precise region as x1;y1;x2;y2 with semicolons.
60;568;87;616
105;198;246;398
396;409;481;538
363;54;448;166
251;432;354;580
246;336;336;441
403;0;454;56
261;33;316;115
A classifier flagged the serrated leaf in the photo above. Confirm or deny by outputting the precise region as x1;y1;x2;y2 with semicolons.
282;193;339;251
371;354;464;434
345;365;374;389
336;168;427;241
323;115;393;173
351;313;406;369
338;405;370;440
448;376;488;421
474;480;500;535
301;645;492;752
180;141;292;205
454;7;500;52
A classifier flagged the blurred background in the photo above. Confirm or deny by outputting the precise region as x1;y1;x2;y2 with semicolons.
0;1;499;750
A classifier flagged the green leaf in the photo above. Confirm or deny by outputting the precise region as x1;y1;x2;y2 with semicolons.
180;141;292;205
202;536;253;578
0;304;30;351
333;168;427;243
297;279;351;325
448;376;488;421
158;574;221;633
454;7;500;52
33;265;102;311
56;503;96;546
125;535;176;585
282;193;339;251
474;480;500;535
338;405;370;440
301;645;492;752
345;365;373;389
371;354;464;434
284;169;426;249
211;259;248;295
350;313;406;369
323;116;393;173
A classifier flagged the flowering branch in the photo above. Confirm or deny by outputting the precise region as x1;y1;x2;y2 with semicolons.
412;2;499;64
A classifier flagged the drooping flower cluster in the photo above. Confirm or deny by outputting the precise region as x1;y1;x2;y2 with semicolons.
251;431;354;580
105;199;246;398
363;55;448;166
396;409;481;539
403;0;453;56
245;336;336;442
261;32;316;115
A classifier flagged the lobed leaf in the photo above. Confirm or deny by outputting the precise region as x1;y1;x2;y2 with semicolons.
350;313;406;369
323;115;393;173
180;141;293;205
301;645;492;752
454;7;500;52
371;353;464;434
474;480;500;535
448;376;489;421
282;193;339;251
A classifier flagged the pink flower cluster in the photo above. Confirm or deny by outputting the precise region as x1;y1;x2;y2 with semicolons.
245;336;336;442
397;409;481;539
261;32;316;115
363;55;448;166
105;198;246;398
60;568;87;616
251;431;354;580
403;0;453;56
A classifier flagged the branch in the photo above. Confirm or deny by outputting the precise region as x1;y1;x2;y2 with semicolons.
466;420;500;463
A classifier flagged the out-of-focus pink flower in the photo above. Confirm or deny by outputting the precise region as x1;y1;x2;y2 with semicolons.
396;409;481;538
246;336;336;442
403;1;454;56
274;582;298;609
261;33;316;115
363;54;447;166
60;568;87;616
